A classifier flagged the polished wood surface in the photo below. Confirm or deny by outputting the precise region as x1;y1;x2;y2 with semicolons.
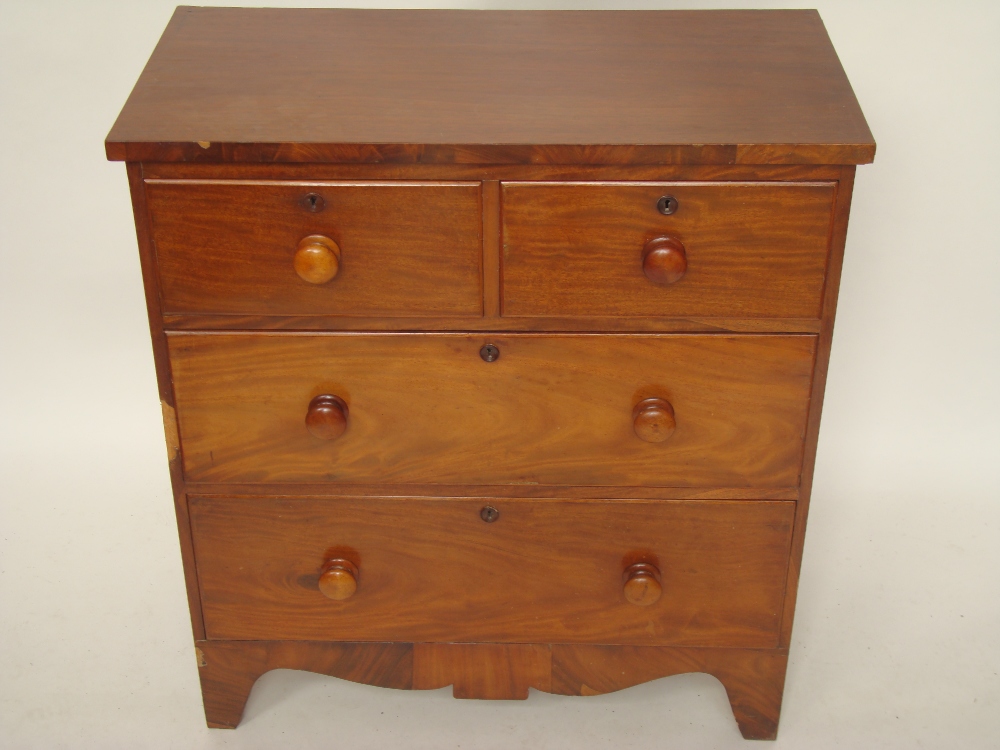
197;639;784;738
106;8;874;165
501;182;835;319
318;558;359;600
143;161;848;183
125;163;206;640
293;235;341;284
182;482;798;501
145;180;482;317
780;165;859;647
190;496;794;646
632;398;677;444
622;562;663;606
163;313;824;334
109;8;872;738
642;236;688;285
197;640;412;728
168;333;815;487
413;643;552;700
304;394;348;441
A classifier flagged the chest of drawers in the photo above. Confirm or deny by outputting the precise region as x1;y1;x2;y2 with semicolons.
107;8;873;740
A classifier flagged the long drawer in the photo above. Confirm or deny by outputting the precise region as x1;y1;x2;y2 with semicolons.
191;496;795;647
168;333;816;486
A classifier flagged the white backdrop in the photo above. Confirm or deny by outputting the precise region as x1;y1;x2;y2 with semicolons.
2;1;998;747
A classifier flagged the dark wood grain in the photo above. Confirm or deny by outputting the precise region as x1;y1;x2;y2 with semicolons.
167;333;815;487
142;162;848;183
502;181;835;319
189;496;794;646
413;643;552;699
196;640;412;728
106;8;873;165
146;180;482;317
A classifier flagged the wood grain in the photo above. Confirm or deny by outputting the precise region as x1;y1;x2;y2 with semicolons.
106;8;874;165
145;180;482;317
189;496;795;647
413;643;552;699
141;162;848;183
161;313;823;334
167;333;815;487
195;639;784;737
196;640;412;728
126;163;206;640
779;166;858;647
181;482;799;501
502;182;835;319
482;180;501;318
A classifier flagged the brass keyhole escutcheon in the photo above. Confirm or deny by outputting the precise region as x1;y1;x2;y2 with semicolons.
480;505;500;523
480;344;500;362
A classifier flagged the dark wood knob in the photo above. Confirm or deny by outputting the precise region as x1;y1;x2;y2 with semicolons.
633;398;676;443
623;562;662;606
318;558;358;600
294;234;341;284
305;394;348;440
642;236;687;284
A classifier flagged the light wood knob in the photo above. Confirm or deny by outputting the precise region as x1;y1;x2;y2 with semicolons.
294;234;341;284
623;562;662;606
642;236;687;284
632;397;676;443
305;394;348;440
318;558;358;600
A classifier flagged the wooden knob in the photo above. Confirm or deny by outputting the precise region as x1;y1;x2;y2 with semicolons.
305;394;348;440
318;558;358;600
632;398;676;443
642;236;687;284
623;562;662;606
294;234;341;284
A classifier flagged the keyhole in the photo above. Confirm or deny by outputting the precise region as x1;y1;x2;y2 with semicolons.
300;192;325;212
657;195;678;215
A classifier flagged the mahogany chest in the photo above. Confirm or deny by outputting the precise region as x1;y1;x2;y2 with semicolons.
107;8;874;740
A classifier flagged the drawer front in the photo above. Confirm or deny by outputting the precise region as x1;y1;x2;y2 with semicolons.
191;496;794;647
501;182;835;319
146;180;483;317
169;333;815;486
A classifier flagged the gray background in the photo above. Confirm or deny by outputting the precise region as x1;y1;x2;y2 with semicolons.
2;1;997;747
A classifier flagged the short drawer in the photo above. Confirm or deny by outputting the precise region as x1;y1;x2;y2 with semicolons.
191;496;794;647
168;333;815;487
501;181;836;320
146;180;483;317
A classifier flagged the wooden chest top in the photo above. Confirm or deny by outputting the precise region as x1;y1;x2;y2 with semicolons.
105;7;874;165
